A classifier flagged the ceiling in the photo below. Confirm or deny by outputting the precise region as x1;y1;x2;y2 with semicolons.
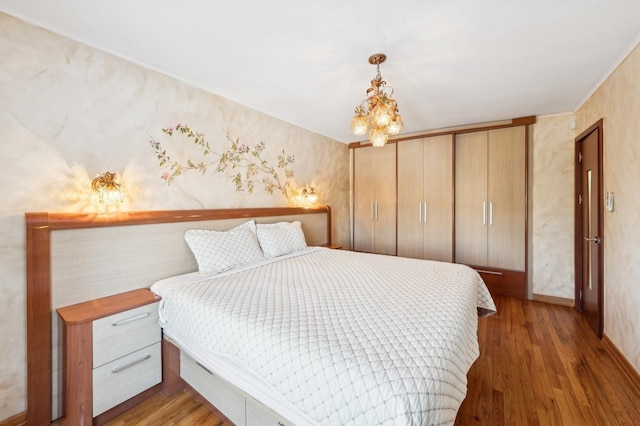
2;0;639;143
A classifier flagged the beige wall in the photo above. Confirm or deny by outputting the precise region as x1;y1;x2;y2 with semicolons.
531;113;576;299
575;42;640;373
0;13;350;420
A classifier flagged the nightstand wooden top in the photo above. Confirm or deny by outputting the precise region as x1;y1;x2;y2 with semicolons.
57;288;161;325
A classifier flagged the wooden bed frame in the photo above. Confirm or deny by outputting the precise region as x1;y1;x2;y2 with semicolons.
25;206;332;425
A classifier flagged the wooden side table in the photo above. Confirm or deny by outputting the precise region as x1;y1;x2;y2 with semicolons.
57;289;162;425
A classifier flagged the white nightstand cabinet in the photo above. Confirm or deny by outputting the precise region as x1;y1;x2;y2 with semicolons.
57;289;162;425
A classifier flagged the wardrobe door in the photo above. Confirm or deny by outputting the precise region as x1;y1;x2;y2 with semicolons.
353;146;376;253
353;144;396;255
487;126;526;270
397;138;424;259
455;131;488;266
372;143;397;256
422;135;453;262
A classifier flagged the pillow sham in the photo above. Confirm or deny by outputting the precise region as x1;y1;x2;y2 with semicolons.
256;221;307;257
184;226;264;274
234;219;257;234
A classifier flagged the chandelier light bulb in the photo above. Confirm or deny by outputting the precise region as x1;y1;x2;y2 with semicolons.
369;126;389;148
351;111;368;135
372;104;392;127
388;114;403;135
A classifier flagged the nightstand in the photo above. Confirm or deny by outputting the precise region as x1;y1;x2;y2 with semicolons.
57;289;162;425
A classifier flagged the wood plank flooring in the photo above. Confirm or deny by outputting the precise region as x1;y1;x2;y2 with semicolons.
65;296;640;425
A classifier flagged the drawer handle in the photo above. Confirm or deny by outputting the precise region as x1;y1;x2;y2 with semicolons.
111;354;151;373
196;361;214;375
111;312;150;327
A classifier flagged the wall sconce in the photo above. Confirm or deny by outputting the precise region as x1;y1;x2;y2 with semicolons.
301;186;318;205
91;171;126;204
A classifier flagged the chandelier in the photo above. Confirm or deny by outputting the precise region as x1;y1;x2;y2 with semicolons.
351;53;403;147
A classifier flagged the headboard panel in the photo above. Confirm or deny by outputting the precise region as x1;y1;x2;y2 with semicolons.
26;206;331;424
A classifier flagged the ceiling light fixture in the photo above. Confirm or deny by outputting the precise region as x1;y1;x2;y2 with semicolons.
351;53;403;147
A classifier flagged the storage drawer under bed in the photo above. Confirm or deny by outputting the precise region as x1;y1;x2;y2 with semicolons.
180;351;293;426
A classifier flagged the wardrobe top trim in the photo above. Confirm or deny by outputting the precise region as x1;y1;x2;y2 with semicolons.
348;115;535;149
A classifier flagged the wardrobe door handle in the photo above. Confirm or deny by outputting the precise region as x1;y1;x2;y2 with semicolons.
489;202;494;226
371;202;375;221
375;202;379;221
423;201;427;224
483;202;487;226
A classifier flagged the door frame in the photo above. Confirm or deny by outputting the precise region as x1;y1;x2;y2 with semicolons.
574;118;604;337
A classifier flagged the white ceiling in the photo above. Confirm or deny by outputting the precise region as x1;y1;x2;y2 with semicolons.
2;0;639;143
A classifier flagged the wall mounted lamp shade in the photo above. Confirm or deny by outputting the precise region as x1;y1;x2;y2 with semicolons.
351;53;403;147
301;186;318;204
91;171;126;203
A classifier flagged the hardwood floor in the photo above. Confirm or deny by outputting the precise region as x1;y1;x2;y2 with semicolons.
99;391;224;426
58;296;640;425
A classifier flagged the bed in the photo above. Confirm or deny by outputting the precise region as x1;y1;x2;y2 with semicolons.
151;222;495;425
25;206;494;425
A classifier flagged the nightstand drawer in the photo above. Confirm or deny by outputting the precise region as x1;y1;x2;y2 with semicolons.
93;302;160;367
93;342;162;416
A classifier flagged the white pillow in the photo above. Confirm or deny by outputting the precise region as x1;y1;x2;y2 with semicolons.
234;219;257;234
256;221;307;257
184;227;264;274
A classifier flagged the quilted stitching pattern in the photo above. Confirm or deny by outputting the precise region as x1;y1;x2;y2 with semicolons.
184;227;264;273
256;221;307;257
155;249;496;425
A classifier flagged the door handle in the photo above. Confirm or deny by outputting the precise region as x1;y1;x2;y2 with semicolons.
423;201;427;224
483;202;486;226
584;236;601;244
489;202;493;226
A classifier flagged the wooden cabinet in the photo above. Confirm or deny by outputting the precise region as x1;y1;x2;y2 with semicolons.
57;289;162;424
397;134;453;262
353;143;396;255
455;126;526;297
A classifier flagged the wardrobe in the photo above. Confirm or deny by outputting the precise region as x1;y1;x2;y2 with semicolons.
454;126;526;297
351;118;531;298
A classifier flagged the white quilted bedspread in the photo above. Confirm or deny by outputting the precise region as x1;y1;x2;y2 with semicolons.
152;248;496;425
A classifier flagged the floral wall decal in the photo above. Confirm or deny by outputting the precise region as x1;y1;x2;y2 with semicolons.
149;123;295;199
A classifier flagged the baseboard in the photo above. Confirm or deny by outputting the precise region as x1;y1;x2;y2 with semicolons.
531;293;574;307
0;411;26;426
602;334;640;396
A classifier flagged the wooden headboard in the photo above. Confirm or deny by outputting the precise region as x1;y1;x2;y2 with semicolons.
25;206;331;425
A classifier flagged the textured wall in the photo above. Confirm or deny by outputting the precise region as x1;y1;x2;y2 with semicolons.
575;42;640;373
0;13;349;420
531;114;576;299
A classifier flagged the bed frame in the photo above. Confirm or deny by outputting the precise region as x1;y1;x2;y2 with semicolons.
25;206;332;425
